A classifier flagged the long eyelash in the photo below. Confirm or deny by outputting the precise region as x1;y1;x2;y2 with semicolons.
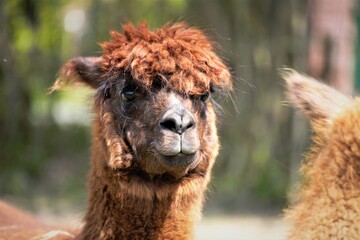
119;101;131;120
95;83;110;103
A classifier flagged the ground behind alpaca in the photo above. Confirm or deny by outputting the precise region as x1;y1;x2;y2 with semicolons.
30;206;289;240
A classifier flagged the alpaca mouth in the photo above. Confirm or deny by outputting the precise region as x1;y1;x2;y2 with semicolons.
154;132;201;175
155;138;200;169
156;141;198;157
158;152;200;179
155;132;200;157
161;152;197;166
159;150;202;176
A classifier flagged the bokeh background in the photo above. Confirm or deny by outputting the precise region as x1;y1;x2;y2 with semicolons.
0;0;359;239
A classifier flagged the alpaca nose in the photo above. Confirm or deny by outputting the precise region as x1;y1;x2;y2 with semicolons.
160;108;195;134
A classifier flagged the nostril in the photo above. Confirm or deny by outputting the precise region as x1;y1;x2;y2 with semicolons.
160;119;177;133
181;112;196;133
160;116;195;134
160;108;196;134
183;121;194;131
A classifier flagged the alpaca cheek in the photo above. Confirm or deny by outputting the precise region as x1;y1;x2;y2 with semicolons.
125;128;146;154
201;108;219;157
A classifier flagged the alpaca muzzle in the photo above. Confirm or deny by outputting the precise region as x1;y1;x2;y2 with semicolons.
158;105;200;155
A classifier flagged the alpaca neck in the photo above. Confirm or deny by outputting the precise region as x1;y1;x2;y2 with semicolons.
78;141;206;240
79;169;204;239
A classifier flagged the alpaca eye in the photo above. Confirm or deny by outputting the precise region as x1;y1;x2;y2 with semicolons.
104;87;111;99
200;92;210;102
121;86;137;102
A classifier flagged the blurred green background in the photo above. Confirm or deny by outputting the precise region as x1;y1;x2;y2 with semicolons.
0;0;357;218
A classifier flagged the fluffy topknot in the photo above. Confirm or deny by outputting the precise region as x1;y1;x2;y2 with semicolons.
100;22;232;95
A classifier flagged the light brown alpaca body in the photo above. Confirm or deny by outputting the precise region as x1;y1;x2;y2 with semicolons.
0;201;75;239
0;22;232;239
284;71;360;240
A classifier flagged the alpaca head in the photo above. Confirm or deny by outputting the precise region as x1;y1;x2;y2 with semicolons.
284;70;351;124
52;22;232;180
284;70;360;155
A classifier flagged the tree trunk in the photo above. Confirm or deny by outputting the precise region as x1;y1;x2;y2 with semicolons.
308;0;355;94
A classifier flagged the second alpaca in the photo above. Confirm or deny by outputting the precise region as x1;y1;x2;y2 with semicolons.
284;71;360;240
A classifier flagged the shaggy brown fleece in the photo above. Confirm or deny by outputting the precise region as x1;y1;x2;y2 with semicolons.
0;22;232;239
284;70;360;240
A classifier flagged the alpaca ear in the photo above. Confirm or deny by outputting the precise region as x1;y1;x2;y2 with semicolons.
283;70;351;123
50;57;103;92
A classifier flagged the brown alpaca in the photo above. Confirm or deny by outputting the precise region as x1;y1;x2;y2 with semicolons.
0;22;232;239
284;71;360;239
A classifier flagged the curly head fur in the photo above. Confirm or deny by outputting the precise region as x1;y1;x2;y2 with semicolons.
101;22;232;95
51;22;232;96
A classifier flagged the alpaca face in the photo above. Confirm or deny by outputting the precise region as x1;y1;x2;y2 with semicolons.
52;23;232;180
97;74;215;178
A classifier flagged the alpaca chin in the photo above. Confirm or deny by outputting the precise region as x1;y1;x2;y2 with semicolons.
159;152;202;179
137;152;201;180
